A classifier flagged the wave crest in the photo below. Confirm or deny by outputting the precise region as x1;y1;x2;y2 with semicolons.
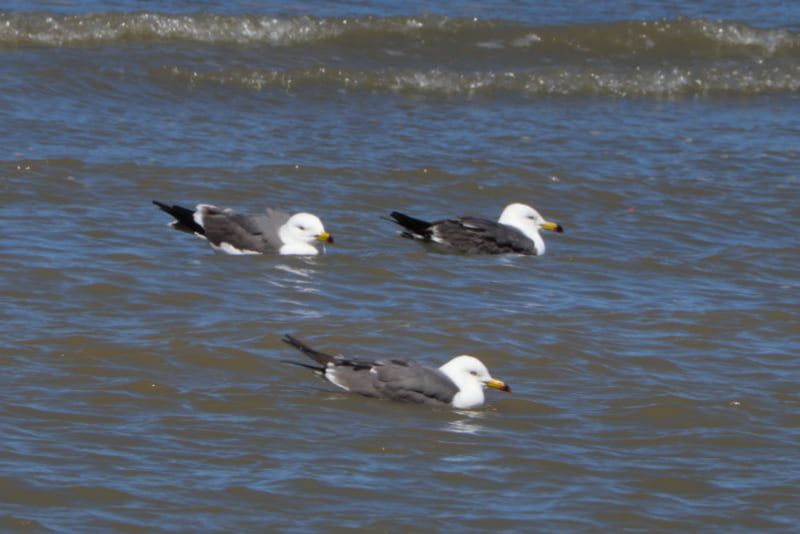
159;63;800;97
4;12;798;97
1;13;798;57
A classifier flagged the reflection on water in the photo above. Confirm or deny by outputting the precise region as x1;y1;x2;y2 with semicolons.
272;263;321;289
445;411;490;435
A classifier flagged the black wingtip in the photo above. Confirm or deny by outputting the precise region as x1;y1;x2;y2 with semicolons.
153;200;206;236
281;334;300;347
389;211;432;235
280;359;325;373
281;334;335;366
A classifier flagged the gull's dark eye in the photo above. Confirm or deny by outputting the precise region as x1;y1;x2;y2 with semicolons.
470;371;478;376
297;225;306;231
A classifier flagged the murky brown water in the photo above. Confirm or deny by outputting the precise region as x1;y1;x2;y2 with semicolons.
1;3;799;532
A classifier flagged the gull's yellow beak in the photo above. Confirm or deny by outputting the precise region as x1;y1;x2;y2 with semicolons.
485;378;511;392
317;232;334;244
540;221;564;233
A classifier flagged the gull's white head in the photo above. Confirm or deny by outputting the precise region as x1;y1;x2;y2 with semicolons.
498;203;563;255
439;355;510;410
279;213;333;255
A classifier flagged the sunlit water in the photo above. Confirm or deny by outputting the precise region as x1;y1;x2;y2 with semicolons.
1;1;798;532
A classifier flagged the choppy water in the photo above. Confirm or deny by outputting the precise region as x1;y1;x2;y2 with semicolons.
1;1;799;532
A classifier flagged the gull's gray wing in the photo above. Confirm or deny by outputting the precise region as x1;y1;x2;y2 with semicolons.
282;335;459;405
431;216;537;255
370;359;459;405
203;207;291;253
325;358;459;406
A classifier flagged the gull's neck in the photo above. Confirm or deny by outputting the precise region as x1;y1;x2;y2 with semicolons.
278;224;320;255
498;213;545;255
439;361;485;409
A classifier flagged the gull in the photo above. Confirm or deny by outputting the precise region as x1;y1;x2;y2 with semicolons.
153;201;333;255
389;202;563;255
282;335;510;409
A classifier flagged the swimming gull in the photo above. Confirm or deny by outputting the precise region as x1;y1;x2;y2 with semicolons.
282;334;510;409
153;201;333;255
389;202;563;255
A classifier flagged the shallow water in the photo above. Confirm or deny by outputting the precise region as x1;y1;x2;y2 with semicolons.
1;1;799;532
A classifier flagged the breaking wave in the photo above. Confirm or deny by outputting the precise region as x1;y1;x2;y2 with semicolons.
2;12;798;97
